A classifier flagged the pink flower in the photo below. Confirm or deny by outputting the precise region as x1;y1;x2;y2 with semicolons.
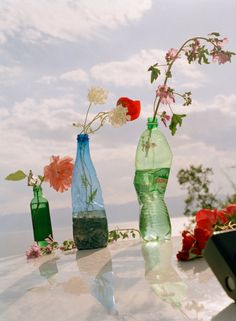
156;85;175;105
212;52;231;64
44;155;74;193
160;112;171;127
165;48;180;62
26;242;41;259
215;37;228;48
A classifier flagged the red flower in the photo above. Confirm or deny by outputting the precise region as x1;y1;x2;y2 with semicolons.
176;230;196;261
194;227;211;251
195;209;216;233
116;97;141;121
225;204;236;217
216;209;229;224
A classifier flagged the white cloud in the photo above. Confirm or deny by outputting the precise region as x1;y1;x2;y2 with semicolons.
91;49;165;86
0;0;152;43
60;68;89;83
0;65;22;84
36;75;57;84
186;94;236;117
90;49;206;88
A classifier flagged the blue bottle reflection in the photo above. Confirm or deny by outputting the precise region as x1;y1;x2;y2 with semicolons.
76;247;117;315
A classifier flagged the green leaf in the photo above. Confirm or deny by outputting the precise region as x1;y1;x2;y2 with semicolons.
169;114;186;135
38;175;44;182
88;188;97;204
5;170;27;181
208;32;220;37
148;65;161;83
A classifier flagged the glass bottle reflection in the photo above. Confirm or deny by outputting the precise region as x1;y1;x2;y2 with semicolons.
38;256;59;286
142;241;187;308
76;247;117;315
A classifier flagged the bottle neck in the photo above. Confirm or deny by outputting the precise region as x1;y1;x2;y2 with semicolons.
76;134;91;160
33;186;43;197
147;117;158;129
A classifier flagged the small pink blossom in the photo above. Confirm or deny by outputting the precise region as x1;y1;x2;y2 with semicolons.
215;37;228;48
156;85;175;105
192;39;200;52
26;242;41;259
212;52;231;64
165;48;180;62
160;112;171;127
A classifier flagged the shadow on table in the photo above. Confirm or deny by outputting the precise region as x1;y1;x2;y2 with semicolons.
212;302;236;321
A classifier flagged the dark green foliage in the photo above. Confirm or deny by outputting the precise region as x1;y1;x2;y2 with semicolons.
177;165;220;216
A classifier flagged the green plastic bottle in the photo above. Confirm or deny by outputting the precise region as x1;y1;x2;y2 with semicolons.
30;186;53;247
134;117;172;241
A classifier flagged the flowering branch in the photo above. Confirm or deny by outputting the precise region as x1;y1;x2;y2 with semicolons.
5;155;74;193
73;87;141;134
148;32;235;135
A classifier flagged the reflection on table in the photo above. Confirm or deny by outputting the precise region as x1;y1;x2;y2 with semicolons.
0;237;235;321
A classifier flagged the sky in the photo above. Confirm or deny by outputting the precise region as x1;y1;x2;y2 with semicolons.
0;0;236;216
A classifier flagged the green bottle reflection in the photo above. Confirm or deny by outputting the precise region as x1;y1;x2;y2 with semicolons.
30;186;53;247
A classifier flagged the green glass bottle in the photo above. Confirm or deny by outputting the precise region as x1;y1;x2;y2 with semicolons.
30;186;53;247
134;117;172;241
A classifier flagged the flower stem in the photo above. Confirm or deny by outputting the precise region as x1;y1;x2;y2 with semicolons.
83;102;92;133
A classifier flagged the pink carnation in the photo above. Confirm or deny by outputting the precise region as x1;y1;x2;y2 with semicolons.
212;52;230;64
156;85;175;105
26;242;41;259
165;48;180;62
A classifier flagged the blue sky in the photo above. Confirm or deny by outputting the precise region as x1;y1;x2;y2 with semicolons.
0;0;236;215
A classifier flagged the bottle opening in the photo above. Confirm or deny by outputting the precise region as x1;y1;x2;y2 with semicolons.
147;117;158;129
77;134;89;142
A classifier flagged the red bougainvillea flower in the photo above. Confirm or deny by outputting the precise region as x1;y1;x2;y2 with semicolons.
44;155;74;192
212;52;231;64
225;204;236;217
194;227;212;251
156;85;175;105
116;97;141;121
165;48;180;62
195;208;217;233
176;230;196;261
216;209;229;224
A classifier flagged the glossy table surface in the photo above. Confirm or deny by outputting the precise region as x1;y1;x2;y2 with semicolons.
0;237;235;321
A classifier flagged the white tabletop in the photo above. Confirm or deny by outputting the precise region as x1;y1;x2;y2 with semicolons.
0;237;235;321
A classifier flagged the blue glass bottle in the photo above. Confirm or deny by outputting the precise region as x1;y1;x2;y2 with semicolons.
71;134;108;250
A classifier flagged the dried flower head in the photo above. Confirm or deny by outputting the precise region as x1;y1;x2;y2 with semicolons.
108;105;130;127
87;87;108;104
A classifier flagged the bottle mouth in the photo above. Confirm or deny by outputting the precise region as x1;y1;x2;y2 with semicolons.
77;134;89;142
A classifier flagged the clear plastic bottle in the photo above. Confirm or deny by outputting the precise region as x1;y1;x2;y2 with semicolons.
134;117;172;241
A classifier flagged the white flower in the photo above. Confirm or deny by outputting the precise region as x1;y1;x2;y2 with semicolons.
108;105;130;127
87;87;108;104
28;175;40;186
